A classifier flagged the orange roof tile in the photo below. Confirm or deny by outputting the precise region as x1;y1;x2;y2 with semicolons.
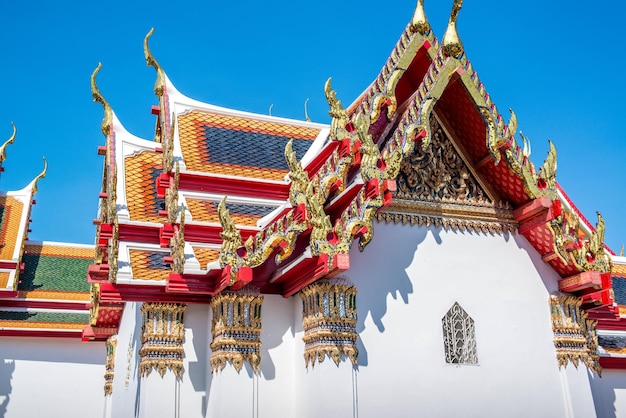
191;246;220;268
0;196;24;260
129;249;170;281
178;111;319;181
124;151;164;223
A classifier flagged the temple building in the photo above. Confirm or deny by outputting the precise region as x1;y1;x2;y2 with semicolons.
1;1;626;417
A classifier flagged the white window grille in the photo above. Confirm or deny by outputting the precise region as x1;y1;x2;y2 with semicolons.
442;302;478;365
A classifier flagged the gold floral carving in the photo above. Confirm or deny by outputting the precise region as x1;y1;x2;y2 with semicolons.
108;220;119;284
89;283;100;327
104;335;117;396
549;296;601;375
300;280;358;367
0;122;16;164
166;163;180;225
171;208;185;275
210;290;263;373
138;303;186;378
285;139;309;206
162;115;175;173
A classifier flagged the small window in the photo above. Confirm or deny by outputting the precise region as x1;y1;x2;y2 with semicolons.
442;302;478;365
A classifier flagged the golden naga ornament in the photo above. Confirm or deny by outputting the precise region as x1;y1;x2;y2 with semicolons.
324;78;349;141
90;63;113;137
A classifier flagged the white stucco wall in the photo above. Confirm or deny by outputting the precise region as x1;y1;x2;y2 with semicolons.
104;220;607;418
590;369;626;418
0;336;104;418
342;220;589;418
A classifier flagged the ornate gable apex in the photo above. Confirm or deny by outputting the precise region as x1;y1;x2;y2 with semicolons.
379;112;515;234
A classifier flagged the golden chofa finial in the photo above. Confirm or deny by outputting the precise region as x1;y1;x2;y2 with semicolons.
32;157;48;195
410;0;430;35
0;122;17;165
442;0;464;58
144;28;165;98
91;63;113;137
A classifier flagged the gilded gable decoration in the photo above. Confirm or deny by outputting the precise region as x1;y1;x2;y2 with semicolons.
104;335;117;396
210;289;263;373
549;296;601;375
300;279;358;367
138;303;186;378
379;116;516;234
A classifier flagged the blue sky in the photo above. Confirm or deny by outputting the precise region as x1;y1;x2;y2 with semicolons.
0;1;625;252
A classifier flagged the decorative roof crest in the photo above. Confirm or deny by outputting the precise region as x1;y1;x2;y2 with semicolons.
31;156;47;195
91;63;113;137
442;0;464;58
144;28;165;98
410;0;430;35
0;122;16;165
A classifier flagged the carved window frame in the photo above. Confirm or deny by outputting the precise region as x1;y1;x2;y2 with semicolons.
442;302;478;365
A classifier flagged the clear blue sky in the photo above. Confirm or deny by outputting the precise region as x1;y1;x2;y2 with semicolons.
0;1;625;252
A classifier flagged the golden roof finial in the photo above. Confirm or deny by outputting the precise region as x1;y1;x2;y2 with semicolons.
144;28;165;98
91;63;113;137
32;156;48;195
0;122;17;165
410;0;430;35
304;98;311;122
620;244;624;257
269;104;273;116
442;0;464;58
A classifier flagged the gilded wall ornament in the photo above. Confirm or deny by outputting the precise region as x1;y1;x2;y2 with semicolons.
138;303;186;378
549;295;601;375
300;280;358;367
210;290;263;373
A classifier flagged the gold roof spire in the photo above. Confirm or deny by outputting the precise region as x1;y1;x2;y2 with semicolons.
442;0;464;58
410;0;430;35
31;157;47;195
0;122;17;165
144;28;165;98
91;63;113;137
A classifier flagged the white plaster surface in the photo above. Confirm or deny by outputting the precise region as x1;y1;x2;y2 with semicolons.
0;337;104;418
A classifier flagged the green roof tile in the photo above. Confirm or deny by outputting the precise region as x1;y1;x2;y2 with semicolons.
18;254;90;293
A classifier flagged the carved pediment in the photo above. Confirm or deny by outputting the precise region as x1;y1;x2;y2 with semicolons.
379;115;516;234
